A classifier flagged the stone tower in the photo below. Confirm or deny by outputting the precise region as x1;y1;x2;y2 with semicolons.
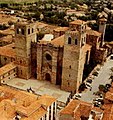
99;18;107;46
61;20;88;93
15;20;36;79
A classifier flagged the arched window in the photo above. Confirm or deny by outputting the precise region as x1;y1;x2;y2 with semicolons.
45;53;52;61
28;28;30;34
75;39;77;45
68;37;71;44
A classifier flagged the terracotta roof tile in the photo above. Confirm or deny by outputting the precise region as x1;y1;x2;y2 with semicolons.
60;99;92;118
105;91;113;101
54;27;69;32
102;105;113;120
51;35;64;47
70;20;87;25
0;43;15;58
0;62;17;76
0;35;13;43
0;86;56;120
86;30;101;37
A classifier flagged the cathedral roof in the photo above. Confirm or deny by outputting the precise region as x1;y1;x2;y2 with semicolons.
50;35;64;47
53;27;69;32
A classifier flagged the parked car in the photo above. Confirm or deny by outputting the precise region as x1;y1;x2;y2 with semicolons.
92;71;99;76
94;101;101;107
110;55;113;59
73;93;81;99
86;79;92;84
85;82;91;87
93;97;103;102
96;67;100;71
88;75;95;79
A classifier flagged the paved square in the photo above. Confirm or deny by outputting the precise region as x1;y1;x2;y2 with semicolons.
5;77;70;103
15;82;25;87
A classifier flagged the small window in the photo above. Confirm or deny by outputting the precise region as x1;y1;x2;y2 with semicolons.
75;39;77;45
32;28;34;33
84;37;86;42
68;82;70;86
68;37;71;44
81;25;84;29
69;74;70;77
21;70;22;75
21;29;24;35
4;57;7;61
69;65;71;69
17;28;19;34
20;60;22;64
28;28;30;34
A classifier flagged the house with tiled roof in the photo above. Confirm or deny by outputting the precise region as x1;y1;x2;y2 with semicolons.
58;99;103;120
0;86;57;120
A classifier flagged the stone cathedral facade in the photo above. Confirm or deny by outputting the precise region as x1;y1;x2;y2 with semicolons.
14;20;92;93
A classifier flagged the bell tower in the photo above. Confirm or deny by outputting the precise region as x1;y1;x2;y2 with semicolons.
99;18;107;46
15;20;36;79
61;20;87;93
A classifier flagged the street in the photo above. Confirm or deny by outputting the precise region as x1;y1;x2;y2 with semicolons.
81;57;113;102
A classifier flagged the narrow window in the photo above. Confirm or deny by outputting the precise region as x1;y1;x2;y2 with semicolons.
69;65;71;69
68;37;71;44
28;28;30;34
45;114;47;119
21;70;22;75
21;29;24;35
17;28;19;34
75;39;77;45
32;28;34;33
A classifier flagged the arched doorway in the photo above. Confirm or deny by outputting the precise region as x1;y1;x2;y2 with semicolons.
45;73;51;81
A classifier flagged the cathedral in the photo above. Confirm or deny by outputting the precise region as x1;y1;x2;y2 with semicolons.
0;19;107;93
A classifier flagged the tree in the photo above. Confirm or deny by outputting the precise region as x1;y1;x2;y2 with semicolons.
37;32;44;41
79;83;86;92
33;11;41;20
88;22;99;31
98;85;105;92
105;24;113;42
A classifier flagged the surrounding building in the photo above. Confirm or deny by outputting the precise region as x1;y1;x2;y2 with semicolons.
58;99;103;120
0;85;57;120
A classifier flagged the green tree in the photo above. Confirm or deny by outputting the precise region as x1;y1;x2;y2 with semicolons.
33;11;41;20
98;85;105;92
